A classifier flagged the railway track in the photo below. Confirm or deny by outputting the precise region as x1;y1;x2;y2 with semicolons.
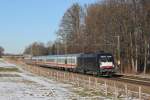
12;59;150;87
122;75;150;82
56;68;150;87
111;76;150;87
17;60;150;87
36;64;150;88
30;65;150;96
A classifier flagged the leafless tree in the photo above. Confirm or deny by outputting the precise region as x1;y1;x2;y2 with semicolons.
24;42;48;56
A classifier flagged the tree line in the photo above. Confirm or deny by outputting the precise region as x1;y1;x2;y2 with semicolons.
0;46;4;58
24;0;150;74
23;41;57;56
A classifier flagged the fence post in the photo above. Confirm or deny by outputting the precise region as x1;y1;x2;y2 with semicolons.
70;73;72;81
114;82;118;99
139;86;142;100
34;68;37;74
56;72;58;81
88;77;91;89
71;73;73;82
39;68;41;76
63;72;65;81
105;81;107;96
95;78;97;89
54;71;56;79
125;84;128;100
47;71;49;76
52;71;54;78
65;72;67;81
77;77;79;86
51;71;53;78
72;73;74;83
54;71;55;79
78;77;80;87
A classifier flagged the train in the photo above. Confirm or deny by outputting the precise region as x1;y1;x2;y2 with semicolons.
24;53;116;76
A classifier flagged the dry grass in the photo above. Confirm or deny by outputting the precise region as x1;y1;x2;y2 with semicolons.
0;67;20;72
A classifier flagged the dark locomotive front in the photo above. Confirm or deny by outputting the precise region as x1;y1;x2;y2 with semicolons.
76;53;115;75
98;53;115;75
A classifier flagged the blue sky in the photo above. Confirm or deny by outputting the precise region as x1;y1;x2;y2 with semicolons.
0;0;97;54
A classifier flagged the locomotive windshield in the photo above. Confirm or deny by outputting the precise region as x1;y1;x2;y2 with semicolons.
100;56;113;62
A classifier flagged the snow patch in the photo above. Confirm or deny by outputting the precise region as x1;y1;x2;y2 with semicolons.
0;60;16;68
0;72;75;100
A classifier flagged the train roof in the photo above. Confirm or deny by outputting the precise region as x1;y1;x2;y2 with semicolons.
31;52;113;59
96;53;112;55
47;53;83;57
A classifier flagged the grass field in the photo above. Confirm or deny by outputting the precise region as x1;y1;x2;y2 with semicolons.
0;67;19;72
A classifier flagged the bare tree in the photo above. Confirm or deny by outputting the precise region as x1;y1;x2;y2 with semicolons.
24;42;48;56
57;3;84;54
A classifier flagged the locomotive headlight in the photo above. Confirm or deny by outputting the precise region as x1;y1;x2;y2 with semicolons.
112;64;115;68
